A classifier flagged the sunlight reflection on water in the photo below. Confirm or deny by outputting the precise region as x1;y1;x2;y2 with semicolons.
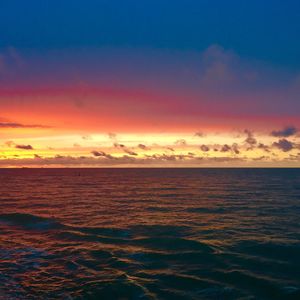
0;168;300;299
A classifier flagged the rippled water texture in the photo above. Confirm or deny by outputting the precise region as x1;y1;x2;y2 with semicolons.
0;168;300;299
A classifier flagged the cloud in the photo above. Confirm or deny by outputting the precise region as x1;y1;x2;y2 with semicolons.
252;155;267;161
108;132;117;140
15;144;33;150
138;144;150;150
124;149;138;156
231;143;240;154
258;143;270;152
220;144;231;152
194;131;205;137
91;150;114;159
200;144;210;152
166;147;174;152
174;139;187;146
271;126;298;137
273;139;294;152
244;129;257;146
113;143;138;156
5;140;15;147
217;143;239;154
0;151;297;167
0;122;50;128
82;135;92;140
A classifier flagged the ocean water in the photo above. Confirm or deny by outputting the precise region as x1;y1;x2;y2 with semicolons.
0;168;300;300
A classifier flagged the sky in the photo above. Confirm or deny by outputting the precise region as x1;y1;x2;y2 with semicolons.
0;1;300;167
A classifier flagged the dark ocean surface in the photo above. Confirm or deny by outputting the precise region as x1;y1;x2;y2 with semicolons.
0;168;300;300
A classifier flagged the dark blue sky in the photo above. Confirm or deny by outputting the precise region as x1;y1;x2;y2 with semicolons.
1;0;300;68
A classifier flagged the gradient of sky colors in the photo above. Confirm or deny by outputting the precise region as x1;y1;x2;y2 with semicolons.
0;1;300;167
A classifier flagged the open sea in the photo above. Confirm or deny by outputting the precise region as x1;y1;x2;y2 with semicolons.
0;168;299;300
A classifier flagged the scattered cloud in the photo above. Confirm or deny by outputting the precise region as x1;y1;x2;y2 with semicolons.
200;144;210;152
220;144;231;152
5;140;15;147
166;147;174;152
82;135;92;140
273;139;294;152
174;139;187;146
138;144;150;150
0;122;50;128
15;144;33;150
244;129;257;146
194;132;205;137
114;143;138;156
91;150;114;159
108;132;117;140
232;143;240;154
271;126;298;137
258;143;270;152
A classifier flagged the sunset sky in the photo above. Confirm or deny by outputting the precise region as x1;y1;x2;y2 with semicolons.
0;1;300;167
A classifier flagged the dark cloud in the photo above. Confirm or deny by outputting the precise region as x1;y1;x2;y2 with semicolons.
138;144;150;150
166;147;174;152
221;144;231;152
91;150;114;159
200;144;210;152
124;149;138;156
0;122;50;128
114;143;138;156
73;143;81;147
244;129;257;145
271;126;298;137
258;143;270;152
91;150;104;157
34;154;42;159
114;142;123;148
273;139;294;152
216;143;240;154
232;143;240;154
15;144;33;150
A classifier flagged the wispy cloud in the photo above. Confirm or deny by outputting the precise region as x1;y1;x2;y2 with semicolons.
15;144;34;150
113;143;138;156
0;122;50;128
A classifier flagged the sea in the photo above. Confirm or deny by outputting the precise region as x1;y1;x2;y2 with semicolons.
0;168;299;300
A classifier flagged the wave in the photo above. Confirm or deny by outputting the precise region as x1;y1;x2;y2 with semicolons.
0;213;64;231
